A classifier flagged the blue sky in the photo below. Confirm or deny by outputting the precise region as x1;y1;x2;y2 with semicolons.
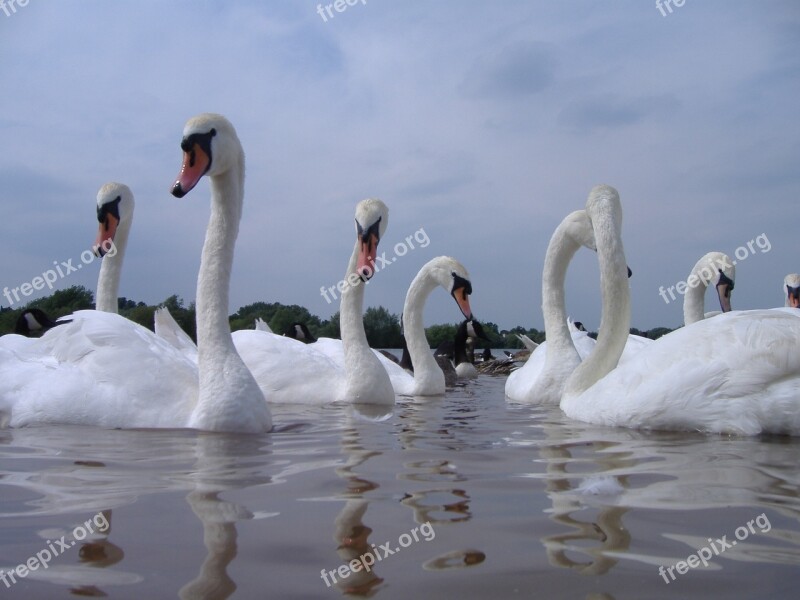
1;0;798;331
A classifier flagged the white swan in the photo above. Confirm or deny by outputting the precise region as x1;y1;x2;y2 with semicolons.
559;187;800;435
376;256;475;395
232;199;395;405
93;182;134;314
682;251;735;325
92;183;197;359
505;210;599;404
0;113;272;433
785;274;800;308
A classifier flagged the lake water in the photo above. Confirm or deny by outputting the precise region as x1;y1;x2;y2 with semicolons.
1;374;799;599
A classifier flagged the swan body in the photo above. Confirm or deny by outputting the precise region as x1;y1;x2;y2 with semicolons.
561;308;800;434
233;199;395;405
0;114;272;433
505;319;596;403
559;187;800;435
377;256;474;395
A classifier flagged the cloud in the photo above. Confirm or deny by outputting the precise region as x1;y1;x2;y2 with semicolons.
461;41;557;99
558;93;680;133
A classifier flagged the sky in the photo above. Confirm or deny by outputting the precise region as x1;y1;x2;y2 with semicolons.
0;0;798;332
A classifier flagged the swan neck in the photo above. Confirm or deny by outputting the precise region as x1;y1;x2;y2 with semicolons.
190;151;271;431
402;268;439;379
95;217;132;314
340;242;388;400
196;167;242;360
564;203;630;398
542;226;581;353
683;267;709;326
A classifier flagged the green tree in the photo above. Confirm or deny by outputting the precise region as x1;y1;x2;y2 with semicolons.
362;306;402;348
27;285;94;317
424;323;457;349
317;311;340;339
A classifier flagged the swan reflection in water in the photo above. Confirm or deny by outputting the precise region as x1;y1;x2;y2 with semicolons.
327;404;391;596
519;412;800;587
0;428;279;599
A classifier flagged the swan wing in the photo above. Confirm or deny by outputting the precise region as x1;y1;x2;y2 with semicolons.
232;331;345;403
562;309;800;435
0;310;198;428
154;307;198;362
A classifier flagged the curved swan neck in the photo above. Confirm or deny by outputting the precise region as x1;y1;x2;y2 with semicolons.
526;212;592;403
564;189;630;398
541;218;584;361
683;272;708;325
402;266;443;389
95;217;132;314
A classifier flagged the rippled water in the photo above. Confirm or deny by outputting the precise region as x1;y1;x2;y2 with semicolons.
1;375;799;599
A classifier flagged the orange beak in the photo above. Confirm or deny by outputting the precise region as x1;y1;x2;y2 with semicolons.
357;233;379;281
453;287;473;320
171;142;211;198
789;287;800;308
94;214;119;257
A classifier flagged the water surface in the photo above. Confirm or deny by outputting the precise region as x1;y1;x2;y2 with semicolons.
1;375;799;599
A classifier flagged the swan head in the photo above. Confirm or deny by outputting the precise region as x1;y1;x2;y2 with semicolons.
94;182;133;257
691;252;736;313
564;208;632;277
171;113;242;197
785;273;800;308
354;198;388;280
422;256;474;320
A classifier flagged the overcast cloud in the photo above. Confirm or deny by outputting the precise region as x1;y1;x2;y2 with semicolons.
1;0;798;332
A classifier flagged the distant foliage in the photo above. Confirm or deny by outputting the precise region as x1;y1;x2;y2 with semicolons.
363;306;402;348
424;323;457;349
0;286;677;343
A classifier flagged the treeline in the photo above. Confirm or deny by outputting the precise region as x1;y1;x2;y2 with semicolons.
0;285;673;347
